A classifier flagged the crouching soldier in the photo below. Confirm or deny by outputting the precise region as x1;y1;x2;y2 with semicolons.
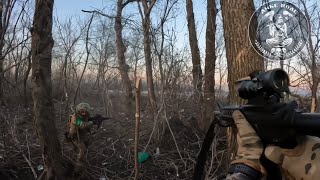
67;102;93;166
66;102;110;167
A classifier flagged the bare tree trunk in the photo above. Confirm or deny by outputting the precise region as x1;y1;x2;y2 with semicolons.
201;0;216;131
134;78;142;180
31;0;70;179
138;0;157;111
62;51;70;100
221;0;263;104
221;0;264;169
301;0;318;112
143;6;157;111
115;0;133;101
0;58;3;106
0;0;4;106
186;0;203;98
311;81;318;112
24;50;31;107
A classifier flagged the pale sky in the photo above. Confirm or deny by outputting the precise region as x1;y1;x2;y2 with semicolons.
52;0;318;95
53;0;209;55
52;0;317;58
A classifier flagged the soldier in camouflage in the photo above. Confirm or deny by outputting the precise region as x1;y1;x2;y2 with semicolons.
225;110;320;180
68;102;95;165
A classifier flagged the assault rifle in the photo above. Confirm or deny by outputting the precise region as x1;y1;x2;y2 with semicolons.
89;114;111;130
194;68;320;180
64;114;111;141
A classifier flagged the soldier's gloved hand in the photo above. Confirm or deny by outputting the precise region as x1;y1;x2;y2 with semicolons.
265;135;320;179
227;110;266;179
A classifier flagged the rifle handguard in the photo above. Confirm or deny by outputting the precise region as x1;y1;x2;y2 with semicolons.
89;115;111;130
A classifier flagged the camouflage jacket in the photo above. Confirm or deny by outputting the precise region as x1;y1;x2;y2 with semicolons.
68;114;93;140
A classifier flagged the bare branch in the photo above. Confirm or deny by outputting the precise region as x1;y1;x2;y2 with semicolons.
0;52;31;75
122;0;140;9
81;9;115;19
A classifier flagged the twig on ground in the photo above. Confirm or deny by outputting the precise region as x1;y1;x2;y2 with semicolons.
164;109;186;167
22;154;37;179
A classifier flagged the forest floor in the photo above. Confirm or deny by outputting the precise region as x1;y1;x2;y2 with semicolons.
0;91;228;180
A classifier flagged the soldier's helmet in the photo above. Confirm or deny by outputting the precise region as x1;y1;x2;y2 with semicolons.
76;102;90;114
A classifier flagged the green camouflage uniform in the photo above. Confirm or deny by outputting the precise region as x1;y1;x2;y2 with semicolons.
68;103;93;165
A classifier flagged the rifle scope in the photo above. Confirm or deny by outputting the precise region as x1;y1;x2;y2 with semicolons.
234;69;320;145
238;68;290;99
194;68;320;180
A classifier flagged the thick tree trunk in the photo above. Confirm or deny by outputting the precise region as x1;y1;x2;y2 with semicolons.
186;0;203;97
0;58;3;105
0;1;4;106
221;0;264;169
115;0;133;101
221;0;264;105
31;0;70;179
201;0;216;131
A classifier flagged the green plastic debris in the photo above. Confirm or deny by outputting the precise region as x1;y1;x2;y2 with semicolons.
138;152;149;164
37;164;44;171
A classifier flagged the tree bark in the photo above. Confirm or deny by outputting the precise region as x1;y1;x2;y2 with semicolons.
221;0;264;105
186;0;203;98
24;51;31;107
201;0;216;131
115;0;133;101
301;0;318;112
0;0;4;106
138;0;157;111
31;0;69;179
0;58;3;106
134;78;142;180
221;0;264;169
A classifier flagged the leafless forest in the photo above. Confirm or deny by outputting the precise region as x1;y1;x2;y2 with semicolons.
0;0;319;179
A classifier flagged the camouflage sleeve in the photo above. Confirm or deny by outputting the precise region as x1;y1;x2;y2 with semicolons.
265;135;320;179
69;115;77;134
71;115;93;129
78;120;93;129
225;172;258;180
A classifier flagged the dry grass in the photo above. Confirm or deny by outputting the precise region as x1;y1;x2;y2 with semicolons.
0;91;228;180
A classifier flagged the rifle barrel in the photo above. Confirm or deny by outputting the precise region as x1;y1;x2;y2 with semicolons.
294;113;320;137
